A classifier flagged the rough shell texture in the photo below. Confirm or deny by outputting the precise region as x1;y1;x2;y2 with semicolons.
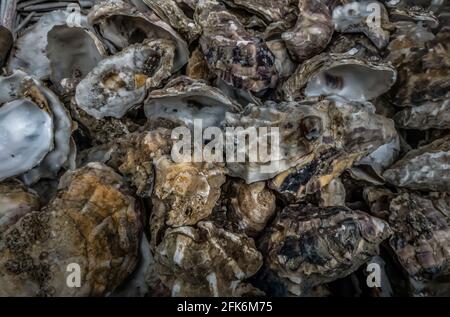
195;0;278;92
154;221;263;296
383;135;450;191
258;204;391;296
0;163;142;296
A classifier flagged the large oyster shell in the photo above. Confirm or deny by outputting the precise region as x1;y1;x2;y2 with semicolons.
195;0;278;92
383;135;450;191
0;163;142;296
154;221;263;296
0;71;74;184
88;0;189;71
282;51;397;102
75;39;175;119
144;76;239;129
258;204;391;296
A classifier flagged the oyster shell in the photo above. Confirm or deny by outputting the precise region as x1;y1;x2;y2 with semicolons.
144;76;239;129
282;0;334;61
7;10;70;79
47;25;107;95
332;1;392;49
75;39;175;119
228;180;276;237
383;135;450;191
0;71;74;184
394;99;450;129
282;51;397;102
150;156;226;250
154;221;263;296
88;0;189;71
258;204;391;296
0;24;13;67
222;0;293;23
0;163;142;296
195;0;278;92
142;0;201;42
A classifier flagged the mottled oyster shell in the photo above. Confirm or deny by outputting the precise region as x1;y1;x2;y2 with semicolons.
258;204;391;296
0;180;40;233
0;163;142;296
150;156;226;250
154;221;263;296
332;1;392;49
7;10;70;79
142;0;201;42
75;39;175;119
88;0;189;71
282;0;334;61
47;25;108;95
228;180;276;237
144;76;239;129
195;0;278;92
0;71;74;184
282;51;397;102
394;99;450;129
383;135;450;191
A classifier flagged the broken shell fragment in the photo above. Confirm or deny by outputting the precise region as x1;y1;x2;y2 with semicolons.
258;204;391;296
145;76;239;129
88;0;189;71
47;25;107;95
195;0;278;92
332;1;392;49
383;135;450;191
282;0;334;61
0;163;142;296
282;52;397;102
154;221;263;296
75;39;175;119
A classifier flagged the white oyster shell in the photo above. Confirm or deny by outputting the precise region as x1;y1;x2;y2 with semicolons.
75;39;175;119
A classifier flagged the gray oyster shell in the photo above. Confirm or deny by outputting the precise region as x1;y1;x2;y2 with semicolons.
195;0;278;92
88;0;189;71
144;76;239;129
47;25;108;95
258;204;391;296
75;39;175;119
282;51;397;102
383;135;450;191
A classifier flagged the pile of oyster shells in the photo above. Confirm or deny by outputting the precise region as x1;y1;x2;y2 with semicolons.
0;0;449;297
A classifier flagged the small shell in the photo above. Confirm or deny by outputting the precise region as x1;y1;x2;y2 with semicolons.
282;51;397;102
154;221;263;296
383;135;450;191
75;39;175;119
282;0;334;61
258;204;391;296
195;0;278;92
0;163;142;296
145;76;239;129
88;0;189;71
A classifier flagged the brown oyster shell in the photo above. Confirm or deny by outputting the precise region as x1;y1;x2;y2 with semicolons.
383;135;450;191
195;0;278;92
0;163;142;296
258;204;391;296
282;0;334;61
228;180;276;237
0;25;13;67
154;221;263;296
